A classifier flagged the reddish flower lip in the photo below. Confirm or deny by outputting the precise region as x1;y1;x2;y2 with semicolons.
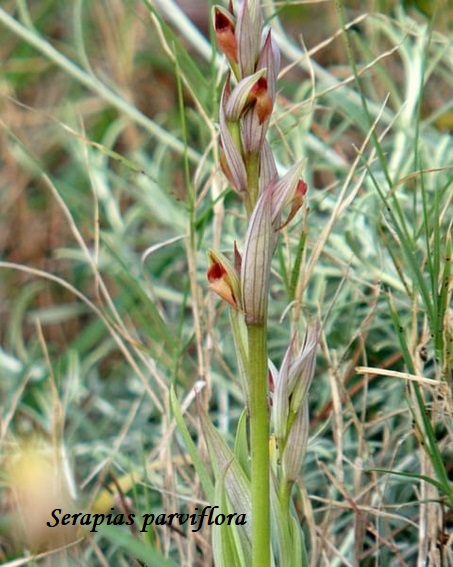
213;6;238;65
249;77;273;124
207;249;241;310
207;261;226;281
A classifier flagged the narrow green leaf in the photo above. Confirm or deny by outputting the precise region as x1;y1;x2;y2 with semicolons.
233;409;250;477
170;386;215;502
386;296;453;507
289;228;307;300
199;411;252;547
366;468;446;493
437;228;452;366
212;470;249;567
97;524;179;567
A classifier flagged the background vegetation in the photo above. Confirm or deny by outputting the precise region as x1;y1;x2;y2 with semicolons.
0;0;452;565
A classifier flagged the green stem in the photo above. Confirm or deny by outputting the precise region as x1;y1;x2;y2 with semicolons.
247;323;270;567
245;152;261;216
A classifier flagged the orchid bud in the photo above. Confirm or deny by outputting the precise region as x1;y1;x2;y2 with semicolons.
207;249;241;309
271;328;318;481
282;400;310;482
272;339;294;440
288;326;318;413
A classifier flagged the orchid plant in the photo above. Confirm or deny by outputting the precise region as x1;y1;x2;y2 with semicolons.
202;2;319;565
